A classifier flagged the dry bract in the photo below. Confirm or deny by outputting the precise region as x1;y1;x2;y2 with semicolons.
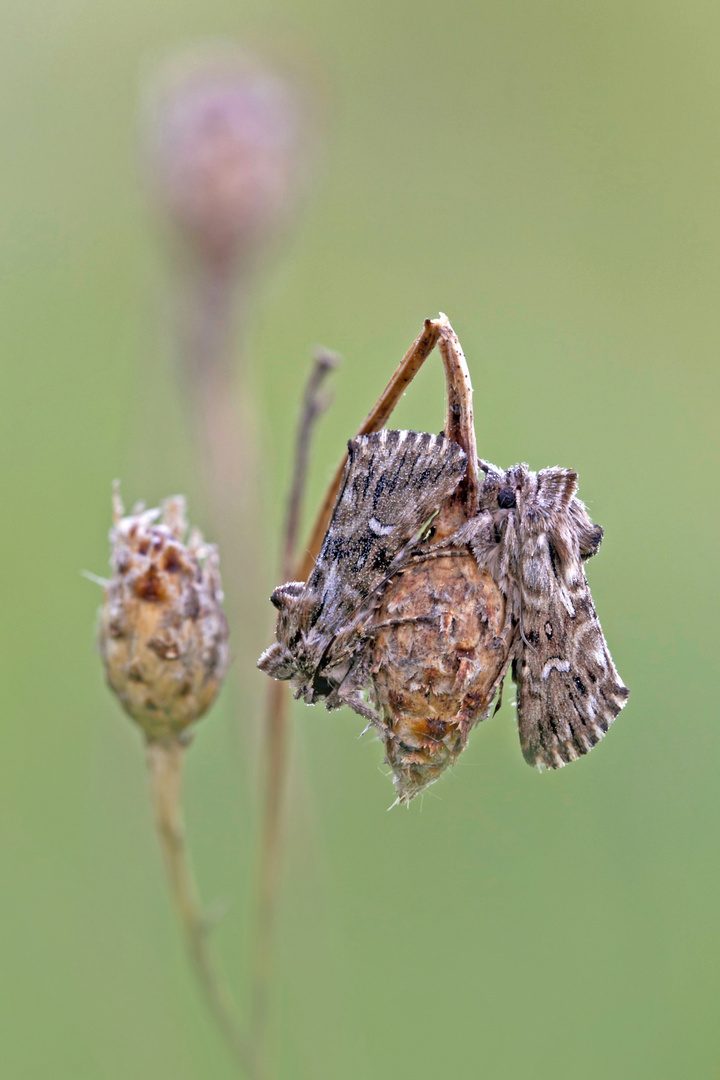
370;548;508;803
98;488;229;741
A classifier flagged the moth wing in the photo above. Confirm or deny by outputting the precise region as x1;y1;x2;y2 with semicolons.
307;429;467;641
514;563;629;770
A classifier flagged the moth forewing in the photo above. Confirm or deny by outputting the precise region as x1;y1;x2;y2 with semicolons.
514;577;630;769
306;429;467;640
505;466;629;769
259;429;468;707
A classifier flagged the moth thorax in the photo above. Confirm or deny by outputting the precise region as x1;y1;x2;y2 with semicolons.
367;548;509;803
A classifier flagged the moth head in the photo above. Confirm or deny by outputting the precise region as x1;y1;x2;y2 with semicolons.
268;579;306;645
479;462;527;519
478;461;509;513
270;580;305;611
502;464;579;535
260;579;312;682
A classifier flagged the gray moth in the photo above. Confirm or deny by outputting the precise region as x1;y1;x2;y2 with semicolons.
457;460;630;768
259;428;629;771
257;429;468;723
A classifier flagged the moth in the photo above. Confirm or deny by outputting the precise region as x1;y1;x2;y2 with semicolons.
258;428;469;725
462;461;630;768
258;427;629;778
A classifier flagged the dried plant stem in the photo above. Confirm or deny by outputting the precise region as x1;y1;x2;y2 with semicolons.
282;349;340;581
146;738;258;1080
436;317;479;510
251;352;338;1069
174;261;262;676
252;678;289;1063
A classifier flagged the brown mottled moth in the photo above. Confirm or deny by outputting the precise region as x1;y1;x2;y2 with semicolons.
259;318;628;800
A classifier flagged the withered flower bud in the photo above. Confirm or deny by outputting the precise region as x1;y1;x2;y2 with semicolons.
98;486;230;741
142;46;304;270
368;512;510;804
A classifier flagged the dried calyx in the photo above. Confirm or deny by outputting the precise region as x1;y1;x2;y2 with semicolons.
368;504;509;804
98;485;229;741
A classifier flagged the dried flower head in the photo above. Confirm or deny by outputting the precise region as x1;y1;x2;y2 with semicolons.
98;485;230;741
142;46;304;269
368;532;509;804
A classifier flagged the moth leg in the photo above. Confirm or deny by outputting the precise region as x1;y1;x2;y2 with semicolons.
332;688;383;726
492;676;505;717
384;547;468;581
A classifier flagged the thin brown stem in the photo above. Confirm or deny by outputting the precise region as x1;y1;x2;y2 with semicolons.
252;679;289;1067
282;349;339;581
175;264;263;669
436;315;479;511
251;350;339;1072
146;738;258;1080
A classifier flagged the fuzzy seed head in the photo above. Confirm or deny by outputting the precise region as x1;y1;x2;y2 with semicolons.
98;486;230;740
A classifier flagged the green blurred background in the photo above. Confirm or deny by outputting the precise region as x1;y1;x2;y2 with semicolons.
1;0;718;1077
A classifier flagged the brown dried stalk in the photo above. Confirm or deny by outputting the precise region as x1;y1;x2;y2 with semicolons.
251;349;338;1071
436;317;479;510
146;738;260;1079
282;349;340;581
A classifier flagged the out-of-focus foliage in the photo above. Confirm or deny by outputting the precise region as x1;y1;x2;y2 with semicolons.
0;1;717;1078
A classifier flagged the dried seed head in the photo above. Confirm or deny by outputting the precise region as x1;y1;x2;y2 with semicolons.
368;531;510;804
97;485;230;741
142;46;304;269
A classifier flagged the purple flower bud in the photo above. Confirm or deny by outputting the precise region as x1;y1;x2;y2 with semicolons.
142;47;303;270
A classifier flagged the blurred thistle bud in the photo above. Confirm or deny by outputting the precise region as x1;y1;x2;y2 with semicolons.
141;45;305;271
97;485;230;741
